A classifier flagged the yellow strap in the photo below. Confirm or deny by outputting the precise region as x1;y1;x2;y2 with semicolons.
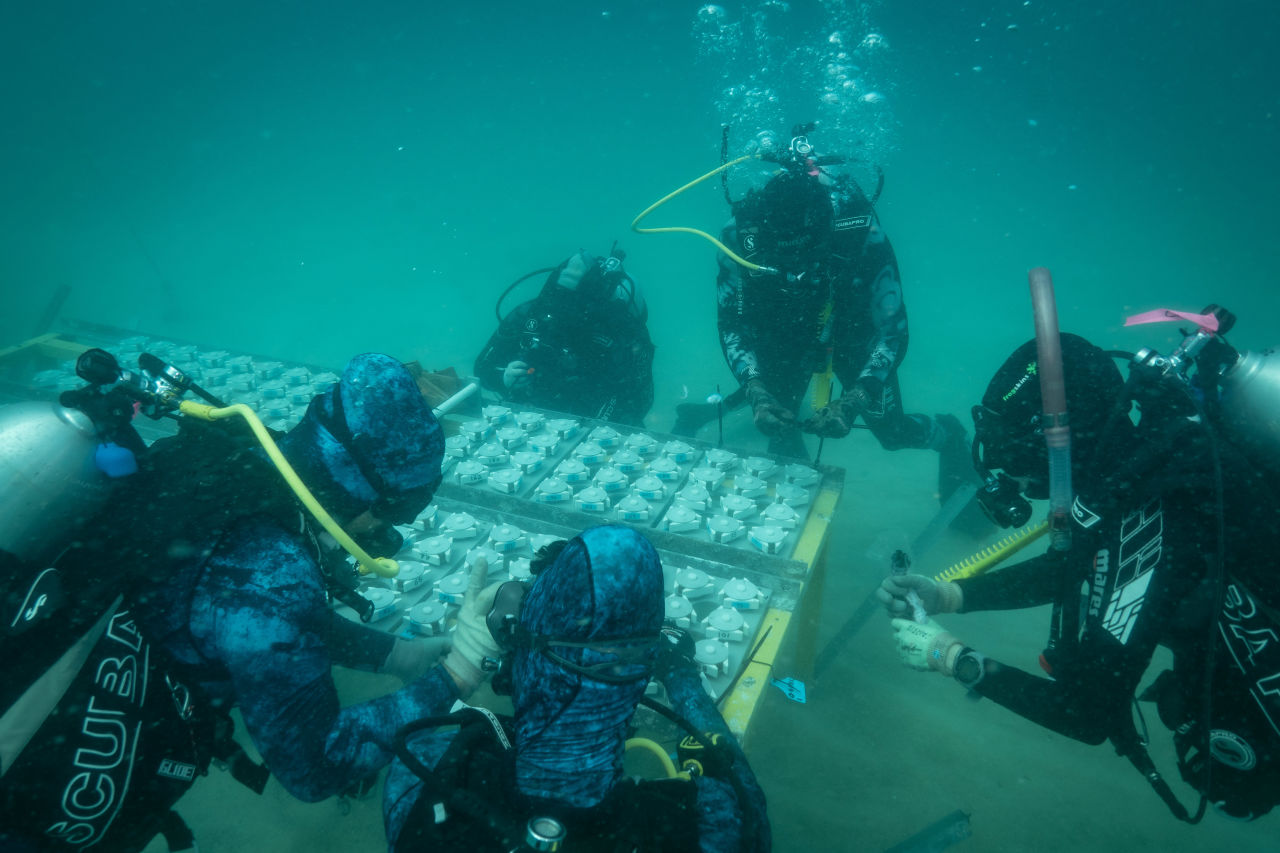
809;361;834;411
808;300;836;411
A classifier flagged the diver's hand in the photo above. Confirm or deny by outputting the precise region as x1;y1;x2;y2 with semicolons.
652;626;698;682
846;376;886;418
891;618;963;675
877;574;963;618
744;378;797;437
503;360;533;390
802;376;886;437
443;558;504;696
801;394;858;437
381;635;452;683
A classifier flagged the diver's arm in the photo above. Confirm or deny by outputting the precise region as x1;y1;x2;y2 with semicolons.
963;494;1212;744
315;608;395;670
663;664;771;853
845;221;909;385
611;327;655;426
716;227;764;384
962;655;1122;744
474;303;533;394
201;522;460;802
955;552;1065;611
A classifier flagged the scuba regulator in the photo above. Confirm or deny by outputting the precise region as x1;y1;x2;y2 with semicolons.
65;346;409;587
632;120;882;278
971;303;1280;528
60;347;229;479
69;347;228;418
1125;303;1280;472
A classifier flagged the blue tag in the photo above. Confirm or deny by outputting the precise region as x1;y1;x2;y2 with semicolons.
771;677;807;704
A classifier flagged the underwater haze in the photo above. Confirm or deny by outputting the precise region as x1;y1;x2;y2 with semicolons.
3;1;1278;850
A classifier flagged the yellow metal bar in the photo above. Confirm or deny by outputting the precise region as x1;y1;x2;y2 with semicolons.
0;333;88;364
789;484;839;682
790;485;840;567
719;481;839;741
720;608;791;743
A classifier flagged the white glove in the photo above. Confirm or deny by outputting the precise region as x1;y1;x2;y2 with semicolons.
380;635;451;683
503;360;533;390
877;573;963;618
443;557;505;696
891;618;963;676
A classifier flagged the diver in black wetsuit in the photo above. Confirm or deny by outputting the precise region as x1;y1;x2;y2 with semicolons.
878;333;1280;820
702;138;972;508
475;251;655;426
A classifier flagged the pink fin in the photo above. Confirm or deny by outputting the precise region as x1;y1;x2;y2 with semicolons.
1124;308;1219;333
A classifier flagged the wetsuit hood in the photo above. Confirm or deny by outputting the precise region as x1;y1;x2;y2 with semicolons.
279;353;443;524
511;524;664;807
977;333;1127;488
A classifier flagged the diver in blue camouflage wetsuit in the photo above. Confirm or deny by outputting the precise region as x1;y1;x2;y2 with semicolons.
717;168;968;474
120;353;502;803
0;353;507;852
383;525;770;852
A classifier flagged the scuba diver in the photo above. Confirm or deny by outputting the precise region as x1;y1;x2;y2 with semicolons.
877;329;1280;821
475;250;656;426
683;127;971;507
0;352;505;851
384;525;770;853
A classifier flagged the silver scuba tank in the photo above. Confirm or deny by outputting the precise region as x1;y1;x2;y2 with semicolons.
0;401;114;564
1218;347;1280;471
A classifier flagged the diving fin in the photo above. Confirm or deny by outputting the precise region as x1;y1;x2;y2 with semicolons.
885;809;972;853
934;413;990;537
672;385;747;437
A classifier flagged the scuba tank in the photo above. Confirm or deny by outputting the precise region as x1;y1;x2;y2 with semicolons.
1217;347;1280;472
0;401;115;565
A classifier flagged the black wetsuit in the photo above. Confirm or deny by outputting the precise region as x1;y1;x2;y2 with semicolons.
716;178;936;457
475;260;655;427
955;417;1280;818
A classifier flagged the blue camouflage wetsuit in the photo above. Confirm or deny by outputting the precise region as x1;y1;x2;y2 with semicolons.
132;515;458;801
124;353;459;803
383;525;770;852
717;175;936;455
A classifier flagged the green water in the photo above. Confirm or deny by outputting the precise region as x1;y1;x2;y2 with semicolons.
4;1;1277;849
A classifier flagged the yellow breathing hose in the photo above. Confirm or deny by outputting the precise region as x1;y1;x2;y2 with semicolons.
933;519;1050;583
178;400;399;578
630;155;778;274
624;737;689;780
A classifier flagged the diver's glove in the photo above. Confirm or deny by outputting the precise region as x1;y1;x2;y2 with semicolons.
652;626;698;682
744;378;797;437
877;574;963;618
802;394;859;438
380;635;452;683
443;557;505;696
891;618;963;676
803;377;884;437
847;375;886;417
503;360;533;390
